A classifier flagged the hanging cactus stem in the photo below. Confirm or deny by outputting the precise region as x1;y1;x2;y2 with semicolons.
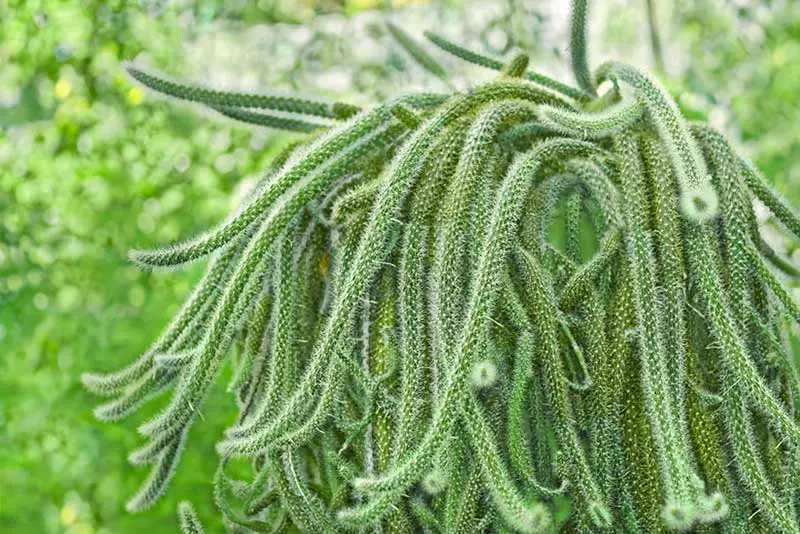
86;1;800;532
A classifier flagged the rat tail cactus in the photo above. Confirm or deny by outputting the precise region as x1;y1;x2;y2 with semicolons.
84;1;800;531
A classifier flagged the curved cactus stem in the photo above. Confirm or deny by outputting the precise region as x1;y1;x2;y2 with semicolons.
507;327;569;497
93;367;179;422
432;100;538;370
538;95;643;140
598;62;709;193
125;430;188;512
125;62;361;119
393;124;465;462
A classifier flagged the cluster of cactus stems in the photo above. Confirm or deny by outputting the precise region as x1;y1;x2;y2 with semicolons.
83;1;800;532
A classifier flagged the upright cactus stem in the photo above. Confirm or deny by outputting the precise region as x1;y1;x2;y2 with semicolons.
570;0;596;95
501;53;531;78
177;501;205;534
85;1;800;531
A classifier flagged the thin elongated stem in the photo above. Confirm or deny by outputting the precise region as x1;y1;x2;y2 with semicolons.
614;133;699;524
570;0;596;95
178;501;204;534
211;105;332;132
125;63;361;119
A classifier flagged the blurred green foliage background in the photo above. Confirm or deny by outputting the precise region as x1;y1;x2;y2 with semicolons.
1;0;797;532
